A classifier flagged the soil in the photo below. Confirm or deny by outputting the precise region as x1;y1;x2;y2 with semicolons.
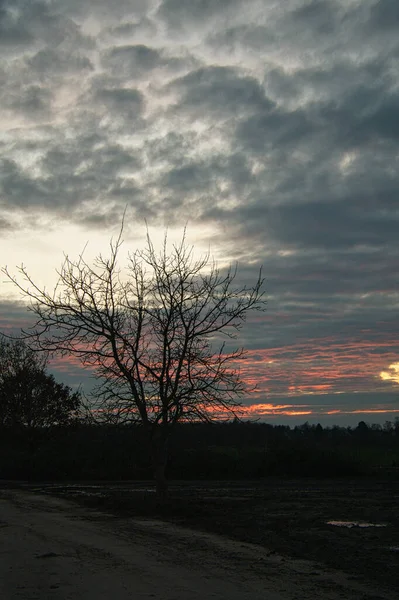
1;479;398;599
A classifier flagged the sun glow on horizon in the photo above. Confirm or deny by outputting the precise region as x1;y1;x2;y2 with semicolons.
380;362;399;385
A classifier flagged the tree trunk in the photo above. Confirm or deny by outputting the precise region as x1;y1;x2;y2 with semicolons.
151;427;169;505
154;462;168;505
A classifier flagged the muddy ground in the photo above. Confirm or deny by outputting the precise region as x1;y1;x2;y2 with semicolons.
7;477;398;596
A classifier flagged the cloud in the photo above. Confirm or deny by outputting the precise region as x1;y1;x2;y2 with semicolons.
233;195;399;251
26;47;94;78
102;44;164;77
291;0;340;35
207;24;277;53
56;0;151;21
0;1;94;53
380;363;399;385
0;158;49;207
102;18;158;43
239;336;399;396
0;300;36;333
0;136;143;219
94;87;145;119
0;215;12;231
3;84;52;119
0;1;34;47
239;390;399;424
158;0;241;30
170;66;273;118
236;106;312;154
368;0;399;31
161;152;252;199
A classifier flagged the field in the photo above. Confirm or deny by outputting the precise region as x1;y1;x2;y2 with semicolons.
20;477;399;595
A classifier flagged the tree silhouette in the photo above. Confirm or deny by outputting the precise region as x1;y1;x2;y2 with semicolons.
3;229;266;500
0;336;80;429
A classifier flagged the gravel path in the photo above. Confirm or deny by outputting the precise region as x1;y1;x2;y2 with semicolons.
0;489;392;600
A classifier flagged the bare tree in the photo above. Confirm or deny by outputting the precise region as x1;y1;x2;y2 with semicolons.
3;229;266;500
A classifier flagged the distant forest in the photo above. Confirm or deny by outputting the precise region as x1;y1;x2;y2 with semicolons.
1;419;398;481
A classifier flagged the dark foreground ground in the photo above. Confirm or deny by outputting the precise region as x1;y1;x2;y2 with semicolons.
5;478;399;596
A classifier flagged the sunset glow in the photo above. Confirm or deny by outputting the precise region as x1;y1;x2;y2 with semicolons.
380;363;399;385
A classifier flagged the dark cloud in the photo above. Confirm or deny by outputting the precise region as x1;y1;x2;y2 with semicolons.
3;84;52;118
102;44;164;77
252;195;399;250
56;0;150;20
292;0;341;35
368;0;399;31
359;94;399;141
0;0;93;51
144;131;197;166
207;0;348;59
0;300;36;334
0;1;34;47
236;106;312;153
100;43;197;83
316;94;399;148
207;24;276;53
104;18;158;41
265;57;390;107
202;180;399;263
0;159;49;207
238;59;398;156
72;200;141;230
26;48;94;78
0;216;12;231
0;139;142;216
159;152;252;202
95;87;145;119
158;0;241;29
170;66;273;118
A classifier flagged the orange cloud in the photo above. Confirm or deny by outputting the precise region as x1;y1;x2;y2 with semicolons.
238;404;399;420
236;338;399;398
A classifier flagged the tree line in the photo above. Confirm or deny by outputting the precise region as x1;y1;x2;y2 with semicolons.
1;418;398;482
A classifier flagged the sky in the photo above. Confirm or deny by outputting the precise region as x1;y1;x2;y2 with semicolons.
1;0;399;426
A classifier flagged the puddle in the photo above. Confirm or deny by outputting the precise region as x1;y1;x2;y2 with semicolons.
327;520;387;528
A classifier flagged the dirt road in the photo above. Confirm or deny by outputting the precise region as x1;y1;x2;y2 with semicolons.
0;489;393;599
